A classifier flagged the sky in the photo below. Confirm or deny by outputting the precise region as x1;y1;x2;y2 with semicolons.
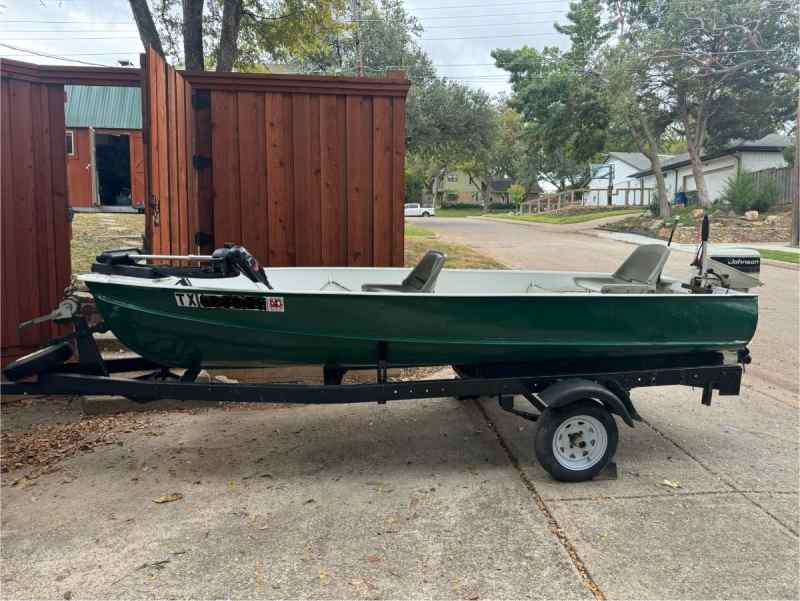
0;0;571;97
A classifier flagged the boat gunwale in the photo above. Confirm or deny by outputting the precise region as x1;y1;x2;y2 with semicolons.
79;268;759;300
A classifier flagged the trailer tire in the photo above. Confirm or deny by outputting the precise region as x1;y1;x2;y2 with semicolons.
534;400;618;482
2;342;73;381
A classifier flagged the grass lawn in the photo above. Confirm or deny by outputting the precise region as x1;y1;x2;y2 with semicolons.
754;249;800;264
404;223;504;269
403;223;436;238
490;207;645;225
71;213;145;274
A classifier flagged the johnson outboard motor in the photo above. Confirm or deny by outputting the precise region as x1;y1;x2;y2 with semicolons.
690;216;761;292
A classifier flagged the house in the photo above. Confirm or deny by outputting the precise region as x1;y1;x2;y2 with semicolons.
429;170;515;206
65;85;145;209
631;134;792;203
585;152;674;206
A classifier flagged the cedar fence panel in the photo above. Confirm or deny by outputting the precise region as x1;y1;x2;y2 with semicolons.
0;64;72;364
143;49;410;267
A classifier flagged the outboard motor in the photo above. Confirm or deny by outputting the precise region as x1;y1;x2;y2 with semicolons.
690;216;762;292
212;245;273;288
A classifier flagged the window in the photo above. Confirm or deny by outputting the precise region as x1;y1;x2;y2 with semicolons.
65;130;75;157
446;173;458;183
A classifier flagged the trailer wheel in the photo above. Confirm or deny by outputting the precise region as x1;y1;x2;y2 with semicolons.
2;342;73;381
534;400;618;482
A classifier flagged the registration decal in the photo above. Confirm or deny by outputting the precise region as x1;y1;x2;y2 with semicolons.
174;292;284;312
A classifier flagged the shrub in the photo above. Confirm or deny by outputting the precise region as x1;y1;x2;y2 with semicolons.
486;202;511;211
442;202;483;209
719;171;781;214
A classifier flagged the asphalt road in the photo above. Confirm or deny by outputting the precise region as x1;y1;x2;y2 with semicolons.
1;217;797;599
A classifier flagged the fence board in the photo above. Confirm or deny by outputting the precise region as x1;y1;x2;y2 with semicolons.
47;85;70;317
319;95;346;265
1;79;20;349
391;97;405;267
237;92;268;261
292;94;315;264
346;96;373;266
372;97;392;266
265;93;295;265
210;91;240;246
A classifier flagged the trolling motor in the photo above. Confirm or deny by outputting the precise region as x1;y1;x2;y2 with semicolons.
689;215;762;293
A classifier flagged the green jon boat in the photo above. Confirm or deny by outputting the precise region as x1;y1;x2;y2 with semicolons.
82;243;759;370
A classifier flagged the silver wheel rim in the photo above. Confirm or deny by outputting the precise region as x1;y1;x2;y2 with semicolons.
552;414;608;471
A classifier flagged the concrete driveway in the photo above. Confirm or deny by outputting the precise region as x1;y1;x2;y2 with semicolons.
1;218;797;599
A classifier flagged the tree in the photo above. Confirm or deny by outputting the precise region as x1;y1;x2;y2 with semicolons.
129;0;347;72
601;44;673;216
646;0;798;206
493;0;613;190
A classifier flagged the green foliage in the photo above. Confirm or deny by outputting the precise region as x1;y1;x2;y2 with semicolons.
493;46;608;168
486;202;513;211
442;202;483;210
783;145;795;167
153;0;348;69
719;171;781;214
509;183;526;204
404;172;425;204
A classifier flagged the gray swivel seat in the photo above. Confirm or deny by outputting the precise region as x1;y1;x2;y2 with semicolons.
574;244;671;293
362;250;447;293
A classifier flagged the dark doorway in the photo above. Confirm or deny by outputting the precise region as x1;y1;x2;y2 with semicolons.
95;133;131;205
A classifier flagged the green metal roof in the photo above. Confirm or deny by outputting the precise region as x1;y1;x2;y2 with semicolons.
64;85;142;129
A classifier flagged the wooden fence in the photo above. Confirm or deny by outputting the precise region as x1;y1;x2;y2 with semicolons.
520;187;654;214
0;59;140;364
144;48;410;267
751;166;797;205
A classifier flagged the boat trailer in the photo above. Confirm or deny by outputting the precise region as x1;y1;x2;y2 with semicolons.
1;312;748;482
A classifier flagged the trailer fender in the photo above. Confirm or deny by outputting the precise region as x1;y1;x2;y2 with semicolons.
538;378;635;427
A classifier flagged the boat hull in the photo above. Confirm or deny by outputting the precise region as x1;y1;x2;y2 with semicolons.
86;280;759;369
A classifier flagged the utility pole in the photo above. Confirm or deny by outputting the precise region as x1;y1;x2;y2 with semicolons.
352;0;364;76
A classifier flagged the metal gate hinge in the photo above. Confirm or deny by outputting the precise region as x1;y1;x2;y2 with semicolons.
192;155;212;170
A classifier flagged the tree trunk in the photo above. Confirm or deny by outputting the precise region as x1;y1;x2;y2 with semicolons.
128;0;164;54
217;0;243;72
649;153;670;218
183;0;205;71
686;139;712;207
631;118;670;217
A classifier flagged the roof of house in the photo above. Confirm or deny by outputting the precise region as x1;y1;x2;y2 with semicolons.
65;85;142;129
606;152;651;171
488;177;514;193
632;134;792;178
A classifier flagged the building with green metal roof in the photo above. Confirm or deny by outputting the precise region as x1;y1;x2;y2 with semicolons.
64;85;145;210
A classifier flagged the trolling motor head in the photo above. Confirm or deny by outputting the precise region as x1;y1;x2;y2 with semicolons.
689;215;761;293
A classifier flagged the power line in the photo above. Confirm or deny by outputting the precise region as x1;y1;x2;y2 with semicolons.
0;42;115;66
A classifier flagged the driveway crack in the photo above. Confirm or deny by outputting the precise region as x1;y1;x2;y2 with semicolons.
475;400;606;601
642;418;798;538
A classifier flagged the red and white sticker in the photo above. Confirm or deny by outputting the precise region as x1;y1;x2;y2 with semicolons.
267;296;285;312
